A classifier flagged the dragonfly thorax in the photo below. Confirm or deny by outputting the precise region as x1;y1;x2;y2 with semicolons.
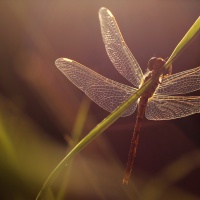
140;57;167;99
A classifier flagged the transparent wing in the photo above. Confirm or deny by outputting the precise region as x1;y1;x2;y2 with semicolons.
55;58;138;117
155;66;200;95
99;7;143;87
145;95;200;120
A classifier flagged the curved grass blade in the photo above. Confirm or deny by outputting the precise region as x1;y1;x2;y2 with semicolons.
164;16;200;71
36;15;200;200
56;97;91;200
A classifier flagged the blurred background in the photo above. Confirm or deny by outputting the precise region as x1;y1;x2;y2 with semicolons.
0;0;199;200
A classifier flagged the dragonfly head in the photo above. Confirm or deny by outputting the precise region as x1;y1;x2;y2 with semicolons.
147;57;172;78
147;57;166;71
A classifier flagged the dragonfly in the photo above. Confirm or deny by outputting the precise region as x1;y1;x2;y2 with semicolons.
55;7;200;184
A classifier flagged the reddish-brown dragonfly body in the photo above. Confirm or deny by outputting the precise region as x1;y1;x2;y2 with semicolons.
123;57;172;184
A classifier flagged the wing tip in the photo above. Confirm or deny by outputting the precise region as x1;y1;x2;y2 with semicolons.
99;7;113;17
99;7;107;12
55;58;73;68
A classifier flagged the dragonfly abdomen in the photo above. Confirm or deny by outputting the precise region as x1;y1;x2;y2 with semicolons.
123;57;167;184
123;95;148;184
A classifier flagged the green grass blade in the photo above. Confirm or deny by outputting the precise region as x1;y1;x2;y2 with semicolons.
164;16;200;70
56;97;91;200
36;16;200;200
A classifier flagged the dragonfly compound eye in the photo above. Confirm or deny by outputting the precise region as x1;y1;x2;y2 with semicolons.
147;57;157;71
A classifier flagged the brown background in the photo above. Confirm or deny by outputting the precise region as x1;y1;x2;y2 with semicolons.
0;0;199;200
